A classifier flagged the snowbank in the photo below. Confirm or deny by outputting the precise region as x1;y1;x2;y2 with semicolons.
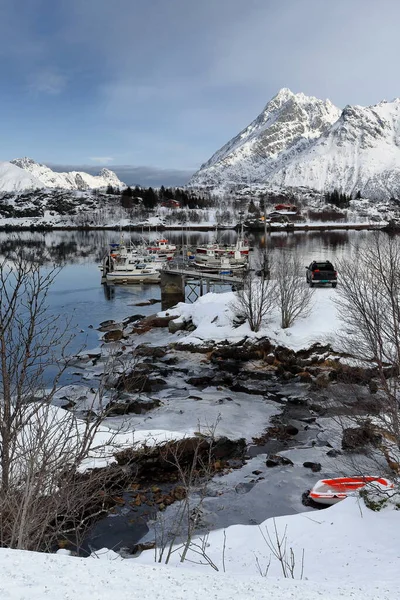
136;496;400;586
161;287;340;351
0;542;395;600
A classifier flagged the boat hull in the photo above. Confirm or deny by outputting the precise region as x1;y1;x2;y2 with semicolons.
106;271;160;284
309;476;394;506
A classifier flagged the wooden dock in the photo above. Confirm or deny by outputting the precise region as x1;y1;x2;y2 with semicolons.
161;264;243;284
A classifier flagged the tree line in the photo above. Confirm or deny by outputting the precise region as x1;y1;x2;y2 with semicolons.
105;184;212;210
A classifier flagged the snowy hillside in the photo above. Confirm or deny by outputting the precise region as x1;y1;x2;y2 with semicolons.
11;157;125;190
0;161;44;192
189;89;400;200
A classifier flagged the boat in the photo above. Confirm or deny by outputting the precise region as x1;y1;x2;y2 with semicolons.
102;240;164;284
104;259;161;284
195;227;250;268
147;238;176;260
309;476;394;505
193;255;244;275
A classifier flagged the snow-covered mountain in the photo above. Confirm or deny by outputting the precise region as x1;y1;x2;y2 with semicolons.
10;158;125;190
0;161;44;192
189;88;400;200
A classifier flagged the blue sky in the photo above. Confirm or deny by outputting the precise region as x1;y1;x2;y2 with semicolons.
1;0;400;185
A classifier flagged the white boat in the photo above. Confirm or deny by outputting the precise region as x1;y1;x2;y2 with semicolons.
193;255;244;275
105;260;161;284
195;228;250;267
147;238;176;260
103;240;163;283
309;476;394;506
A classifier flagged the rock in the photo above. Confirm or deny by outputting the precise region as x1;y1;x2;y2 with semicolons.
168;319;187;333
99;319;115;329
326;449;342;457
103;329;124;342
135;345;167;359
297;371;313;383
139;314;178;328
123;314;145;326
134;298;161;307
342;424;382;451
265;353;275;365
252;469;263;475
285;424;299;436
303;461;322;472
106;395;161;416
266;454;294;467
186;372;215;387
212;436;247;460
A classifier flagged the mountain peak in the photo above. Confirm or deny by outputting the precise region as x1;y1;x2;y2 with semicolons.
188;89;400;200
10;158;126;190
11;157;40;169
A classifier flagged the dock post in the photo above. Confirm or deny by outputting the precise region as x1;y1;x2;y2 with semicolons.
160;271;185;310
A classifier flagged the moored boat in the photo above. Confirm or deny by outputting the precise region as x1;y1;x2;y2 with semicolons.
147;238;176;260
102;239;164;284
309;476;394;505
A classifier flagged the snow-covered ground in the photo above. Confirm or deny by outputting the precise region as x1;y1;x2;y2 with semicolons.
0;496;398;599
161;287;341;351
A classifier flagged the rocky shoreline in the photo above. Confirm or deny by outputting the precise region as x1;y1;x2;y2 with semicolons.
67;311;388;555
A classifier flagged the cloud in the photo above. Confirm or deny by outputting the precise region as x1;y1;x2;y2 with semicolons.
48;163;194;187
89;156;114;164
28;69;67;95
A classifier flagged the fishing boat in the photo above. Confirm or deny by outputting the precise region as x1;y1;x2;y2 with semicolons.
104;257;161;284
309;476;394;506
195;227;250;268
147;238;176;260
193;255;244;275
102;240;163;284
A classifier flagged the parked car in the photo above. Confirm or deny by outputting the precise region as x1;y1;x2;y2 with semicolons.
306;261;337;288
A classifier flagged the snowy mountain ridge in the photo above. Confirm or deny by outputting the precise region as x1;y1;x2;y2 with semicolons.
189;89;400;200
10;157;125;191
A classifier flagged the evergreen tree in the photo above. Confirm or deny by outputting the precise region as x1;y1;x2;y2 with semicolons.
142;187;158;210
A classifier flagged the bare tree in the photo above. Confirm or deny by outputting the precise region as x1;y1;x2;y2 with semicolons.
275;251;314;329
0;249;126;552
334;234;400;472
232;269;276;333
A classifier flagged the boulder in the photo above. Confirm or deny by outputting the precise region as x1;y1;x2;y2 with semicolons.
103;329;124;342
303;461;322;472
106;395;161;416
266;454;294;468
326;449;342;458
138;314;177;329
168;319;187;334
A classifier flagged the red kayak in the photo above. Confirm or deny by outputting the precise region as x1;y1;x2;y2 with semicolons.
309;476;394;505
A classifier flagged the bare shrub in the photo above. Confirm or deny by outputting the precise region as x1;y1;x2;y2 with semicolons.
232;270;276;332
274;252;314;329
256;519;305;579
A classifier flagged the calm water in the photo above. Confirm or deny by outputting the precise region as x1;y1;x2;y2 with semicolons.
0;228;377;360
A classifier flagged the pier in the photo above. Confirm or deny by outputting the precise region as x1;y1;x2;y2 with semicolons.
160;264;243;308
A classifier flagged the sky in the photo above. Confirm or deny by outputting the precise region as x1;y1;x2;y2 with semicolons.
1;0;400;186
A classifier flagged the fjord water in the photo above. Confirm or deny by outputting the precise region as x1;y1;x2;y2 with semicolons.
0;227;375;359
